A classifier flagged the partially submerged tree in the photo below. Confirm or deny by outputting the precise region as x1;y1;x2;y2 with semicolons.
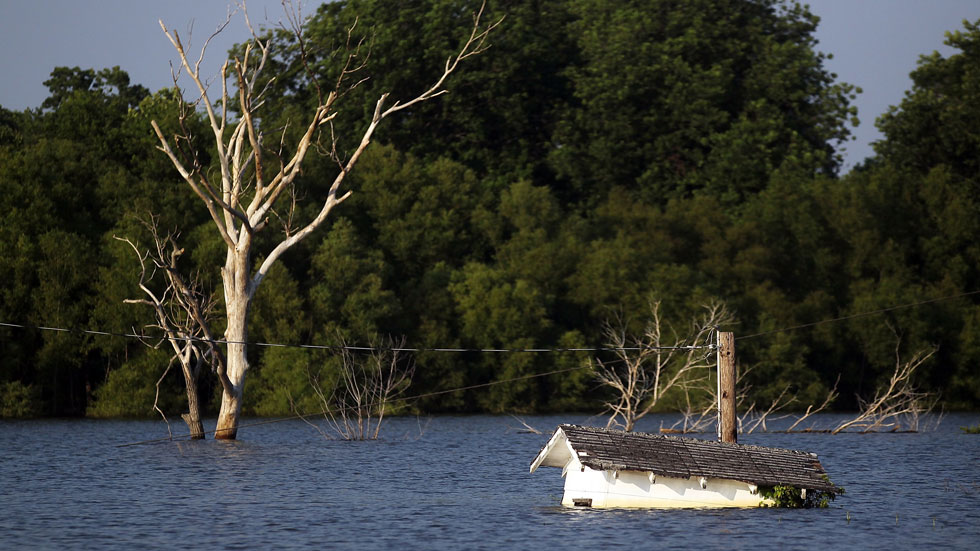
723;374;840;434
594;300;734;431
781;376;839;432
149;2;500;438
301;335;415;441
117;219;220;439
667;359;754;434
663;367;839;434
833;337;939;434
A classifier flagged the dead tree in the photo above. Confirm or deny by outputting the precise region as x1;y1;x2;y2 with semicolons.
667;391;717;434
661;351;841;435
833;340;938;434
594;300;733;432
151;2;500;438
667;356;753;434
117;219;222;439
784;375;840;432
739;383;796;434
301;336;415;440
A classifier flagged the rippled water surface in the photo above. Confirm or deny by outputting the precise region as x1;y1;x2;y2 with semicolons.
2;413;979;550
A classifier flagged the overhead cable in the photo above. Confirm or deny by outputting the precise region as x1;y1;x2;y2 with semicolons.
116;363;590;447
0;321;708;353
736;289;980;340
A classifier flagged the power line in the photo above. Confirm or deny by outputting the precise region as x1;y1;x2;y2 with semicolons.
42;288;980;447
0;321;708;354
736;289;980;341
7;289;978;352
116;363;591;447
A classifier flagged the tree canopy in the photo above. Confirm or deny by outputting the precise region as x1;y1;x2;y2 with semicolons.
1;2;979;419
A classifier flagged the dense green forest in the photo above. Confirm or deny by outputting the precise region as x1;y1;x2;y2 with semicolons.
2;0;979;419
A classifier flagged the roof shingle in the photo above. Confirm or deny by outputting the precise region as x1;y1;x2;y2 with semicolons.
543;424;838;492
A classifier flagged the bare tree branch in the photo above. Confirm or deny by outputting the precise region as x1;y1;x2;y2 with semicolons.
150;1;499;439
595;299;733;432
115;217;223;439
304;335;416;440
833;334;938;434
785;375;840;432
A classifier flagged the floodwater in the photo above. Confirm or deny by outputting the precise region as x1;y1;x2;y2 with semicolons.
1;413;978;550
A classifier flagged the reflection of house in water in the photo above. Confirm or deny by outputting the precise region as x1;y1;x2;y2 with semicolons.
530;424;838;508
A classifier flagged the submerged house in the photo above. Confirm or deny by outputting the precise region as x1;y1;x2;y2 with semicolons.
530;424;838;508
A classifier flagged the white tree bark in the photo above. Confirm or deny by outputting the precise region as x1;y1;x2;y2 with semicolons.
117;221;218;439
153;1;500;439
595;300;733;432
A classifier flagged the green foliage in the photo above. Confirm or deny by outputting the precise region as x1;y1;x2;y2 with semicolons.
0;106;24;146
0;381;41;418
42;66;148;111
87;349;175;418
759;483;843;508
309;218;402;340
549;0;856;205
4;7;980;418
256;0;575;183
875;19;980;178
248;347;332;417
961;424;980;434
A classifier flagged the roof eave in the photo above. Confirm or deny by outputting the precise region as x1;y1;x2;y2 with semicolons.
529;426;570;473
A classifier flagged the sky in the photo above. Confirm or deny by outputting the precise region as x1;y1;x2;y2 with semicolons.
2;1;979;171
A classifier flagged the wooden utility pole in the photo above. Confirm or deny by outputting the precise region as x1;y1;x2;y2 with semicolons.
717;331;737;443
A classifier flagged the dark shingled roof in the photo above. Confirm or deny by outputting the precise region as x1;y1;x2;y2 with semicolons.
545;424;838;492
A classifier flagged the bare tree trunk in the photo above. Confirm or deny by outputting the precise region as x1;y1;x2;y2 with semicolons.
180;379;205;439
117;225;218;440
177;341;205;439
214;389;242;439
153;3;499;440
215;249;253;440
214;343;245;439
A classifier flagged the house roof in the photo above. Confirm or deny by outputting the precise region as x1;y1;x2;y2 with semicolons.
530;424;838;493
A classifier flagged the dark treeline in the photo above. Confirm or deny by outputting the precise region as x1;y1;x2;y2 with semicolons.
1;1;979;418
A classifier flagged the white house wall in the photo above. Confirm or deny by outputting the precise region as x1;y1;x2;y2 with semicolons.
561;463;765;508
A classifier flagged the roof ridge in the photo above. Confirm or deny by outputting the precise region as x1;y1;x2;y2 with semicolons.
557;424;819;458
544;424;837;492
